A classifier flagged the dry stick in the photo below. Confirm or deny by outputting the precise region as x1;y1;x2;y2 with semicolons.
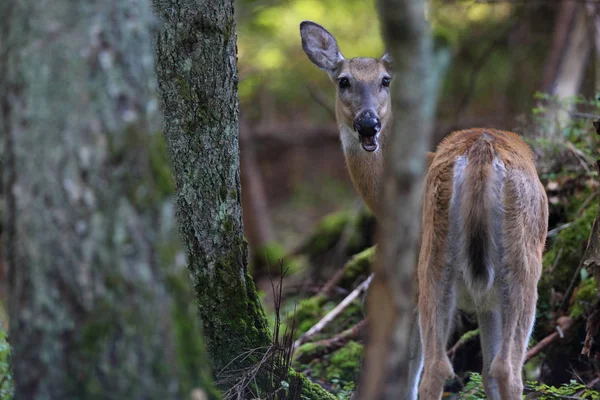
293;274;373;351
294;319;367;364
525;317;574;362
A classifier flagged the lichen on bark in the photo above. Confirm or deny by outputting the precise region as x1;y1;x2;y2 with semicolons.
1;0;215;398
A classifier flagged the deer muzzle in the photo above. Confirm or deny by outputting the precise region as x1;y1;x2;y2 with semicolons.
353;110;381;152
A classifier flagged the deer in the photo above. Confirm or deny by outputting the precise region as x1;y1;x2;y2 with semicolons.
300;21;549;400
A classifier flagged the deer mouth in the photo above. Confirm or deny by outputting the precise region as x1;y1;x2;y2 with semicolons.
359;135;378;152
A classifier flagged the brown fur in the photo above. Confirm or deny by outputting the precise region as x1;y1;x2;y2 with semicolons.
417;129;548;400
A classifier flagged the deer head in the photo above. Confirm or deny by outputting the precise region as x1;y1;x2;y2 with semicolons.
300;21;393;154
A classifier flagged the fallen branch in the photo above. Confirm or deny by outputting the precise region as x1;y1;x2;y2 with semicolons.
447;328;479;362
293;274;373;350
525;316;574;362
294;319;367;364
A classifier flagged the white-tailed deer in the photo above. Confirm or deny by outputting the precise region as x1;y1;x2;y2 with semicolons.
300;21;549;400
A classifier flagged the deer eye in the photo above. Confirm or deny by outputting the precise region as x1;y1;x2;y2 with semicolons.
382;77;391;87
338;77;350;89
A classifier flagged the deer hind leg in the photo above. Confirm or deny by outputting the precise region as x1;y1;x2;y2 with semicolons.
418;264;456;400
477;308;502;400
509;257;541;397
489;269;530;399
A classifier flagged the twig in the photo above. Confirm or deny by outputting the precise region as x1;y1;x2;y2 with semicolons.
293;274;373;350
565;142;593;174
548;223;573;237
294;319;367;363
525;316;574;361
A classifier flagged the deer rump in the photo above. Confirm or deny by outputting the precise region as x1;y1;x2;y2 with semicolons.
449;136;506;300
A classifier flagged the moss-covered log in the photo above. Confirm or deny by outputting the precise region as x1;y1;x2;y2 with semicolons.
0;0;217;398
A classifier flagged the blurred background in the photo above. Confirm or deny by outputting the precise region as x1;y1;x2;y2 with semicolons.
232;1;600;395
235;0;594;264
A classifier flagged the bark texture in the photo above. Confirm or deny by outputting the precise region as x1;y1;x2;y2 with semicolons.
152;0;272;375
360;0;436;398
0;0;216;399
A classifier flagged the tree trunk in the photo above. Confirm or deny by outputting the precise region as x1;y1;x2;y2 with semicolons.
360;0;438;398
541;1;590;138
152;3;338;399
152;0;271;376
0;0;216;399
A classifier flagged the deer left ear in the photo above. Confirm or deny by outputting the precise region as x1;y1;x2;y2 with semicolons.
381;52;394;72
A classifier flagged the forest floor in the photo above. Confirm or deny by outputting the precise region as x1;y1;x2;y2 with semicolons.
253;132;600;399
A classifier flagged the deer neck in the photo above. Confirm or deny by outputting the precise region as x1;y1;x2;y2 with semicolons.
339;123;387;217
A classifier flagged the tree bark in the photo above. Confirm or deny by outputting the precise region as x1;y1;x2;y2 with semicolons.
360;0;437;398
0;0;216;399
152;0;272;376
541;1;590;138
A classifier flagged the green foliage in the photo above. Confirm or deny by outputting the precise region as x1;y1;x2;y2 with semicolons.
525;380;600;399
458;373;600;399
458;373;486;399
0;327;12;400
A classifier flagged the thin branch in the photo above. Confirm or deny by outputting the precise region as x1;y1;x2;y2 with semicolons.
293;274;373;350
447;329;480;362
525;316;574;361
548;222;573;237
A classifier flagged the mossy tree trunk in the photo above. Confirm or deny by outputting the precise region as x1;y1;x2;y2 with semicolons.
152;0;272;376
0;0;216;398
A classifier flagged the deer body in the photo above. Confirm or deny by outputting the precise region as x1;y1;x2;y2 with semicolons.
418;129;548;400
301;21;548;400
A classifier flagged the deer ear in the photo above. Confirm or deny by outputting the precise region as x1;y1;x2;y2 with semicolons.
381;52;394;71
300;21;344;74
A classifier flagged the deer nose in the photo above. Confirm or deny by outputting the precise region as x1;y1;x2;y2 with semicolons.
353;111;381;137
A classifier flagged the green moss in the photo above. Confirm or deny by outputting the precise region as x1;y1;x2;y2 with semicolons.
306;341;363;392
569;277;598;318
294;295;327;337
338;246;375;289
251;241;305;276
148;133;176;199
166;271;220;399
287;368;337;400
302;209;375;259
0;325;13;400
539;202;598;318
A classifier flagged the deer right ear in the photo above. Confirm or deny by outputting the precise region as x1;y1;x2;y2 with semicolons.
300;21;344;75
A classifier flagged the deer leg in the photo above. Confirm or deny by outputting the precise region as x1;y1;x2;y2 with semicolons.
490;274;524;400
477;308;502;400
510;263;540;398
418;270;456;400
405;309;423;400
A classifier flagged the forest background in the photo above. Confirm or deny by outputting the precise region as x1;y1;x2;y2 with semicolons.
2;0;600;399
